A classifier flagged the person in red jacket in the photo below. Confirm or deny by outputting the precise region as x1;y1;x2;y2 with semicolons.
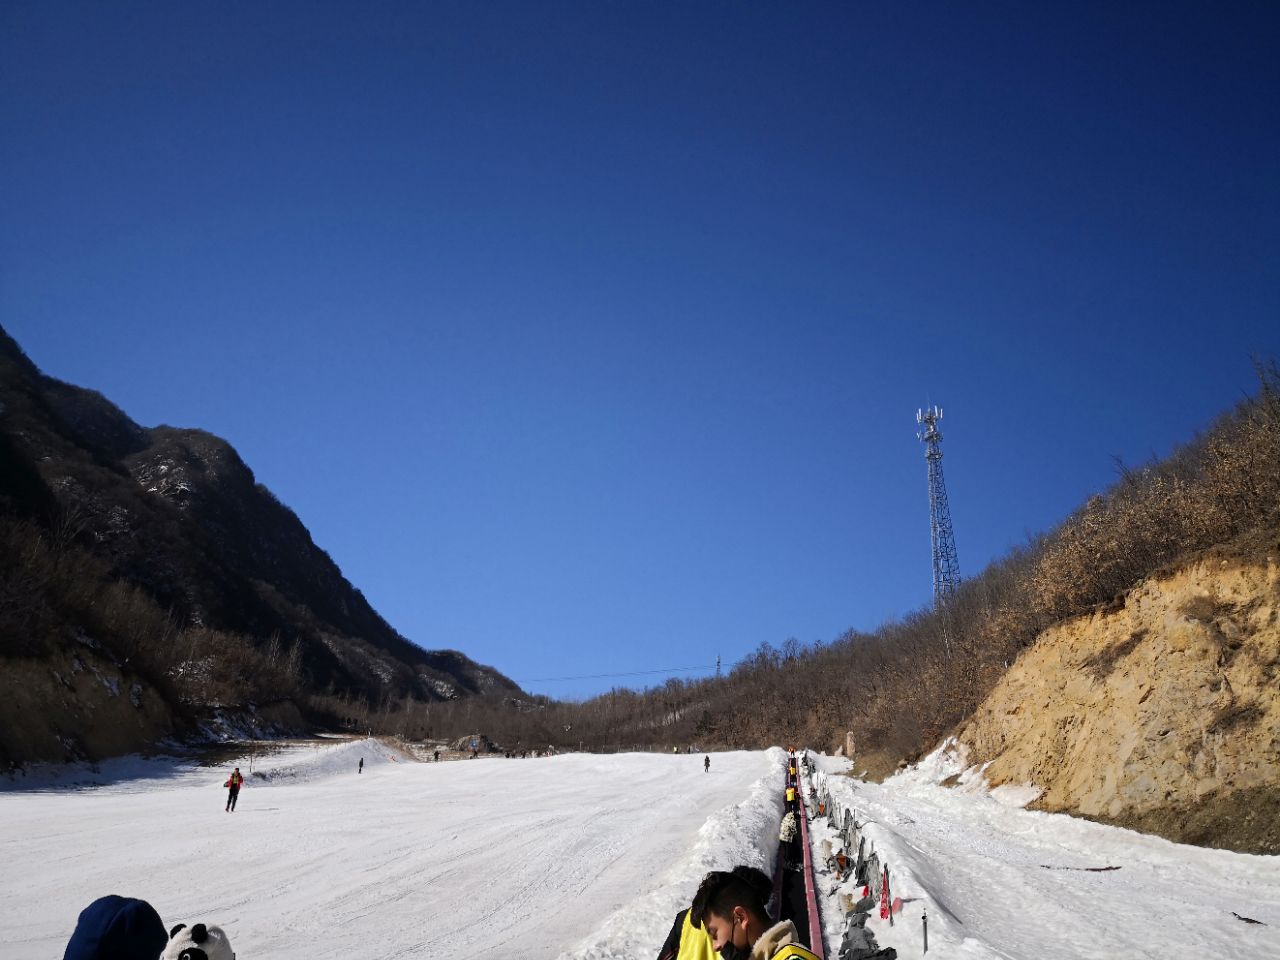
224;767;244;812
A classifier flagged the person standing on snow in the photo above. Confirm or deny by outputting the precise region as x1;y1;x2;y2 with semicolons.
224;767;244;812
779;810;800;869
358;757;364;774
704;755;710;773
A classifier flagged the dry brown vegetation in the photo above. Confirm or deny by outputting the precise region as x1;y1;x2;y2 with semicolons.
5;315;1276;769
2;324;522;765
0;514;306;713
432;365;1280;761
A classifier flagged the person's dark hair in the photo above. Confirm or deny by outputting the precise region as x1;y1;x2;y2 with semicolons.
690;866;772;928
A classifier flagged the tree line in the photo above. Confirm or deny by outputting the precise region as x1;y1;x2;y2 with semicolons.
411;364;1280;763
5;353;1276;768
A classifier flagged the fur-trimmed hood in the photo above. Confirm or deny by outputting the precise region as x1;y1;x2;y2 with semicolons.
750;919;802;960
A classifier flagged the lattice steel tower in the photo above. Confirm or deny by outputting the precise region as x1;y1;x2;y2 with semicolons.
917;406;960;604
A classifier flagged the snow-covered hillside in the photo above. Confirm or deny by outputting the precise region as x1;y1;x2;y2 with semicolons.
0;741;779;960
810;751;1280;960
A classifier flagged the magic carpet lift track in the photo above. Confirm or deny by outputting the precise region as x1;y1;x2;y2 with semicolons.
776;756;826;958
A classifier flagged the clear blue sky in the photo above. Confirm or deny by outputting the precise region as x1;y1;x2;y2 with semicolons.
3;3;1277;698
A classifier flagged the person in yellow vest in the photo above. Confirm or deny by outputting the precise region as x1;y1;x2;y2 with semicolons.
785;784;796;810
691;867;819;960
657;870;776;960
654;904;718;960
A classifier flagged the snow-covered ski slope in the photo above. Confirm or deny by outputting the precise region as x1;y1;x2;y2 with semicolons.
6;740;1279;960
0;741;781;960
813;752;1280;960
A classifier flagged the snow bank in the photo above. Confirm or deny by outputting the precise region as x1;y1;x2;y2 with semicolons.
0;737;401;794
247;737;410;785
814;758;1280;959
889;737;1042;807
559;747;787;960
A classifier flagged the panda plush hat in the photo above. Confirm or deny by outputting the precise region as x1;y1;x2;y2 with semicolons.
162;922;235;960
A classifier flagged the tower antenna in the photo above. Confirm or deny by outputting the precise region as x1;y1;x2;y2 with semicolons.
917;406;961;604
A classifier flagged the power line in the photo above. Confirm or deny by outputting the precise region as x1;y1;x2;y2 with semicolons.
519;664;718;683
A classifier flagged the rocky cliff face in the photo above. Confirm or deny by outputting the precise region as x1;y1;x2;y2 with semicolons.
958;536;1280;853
0;324;521;765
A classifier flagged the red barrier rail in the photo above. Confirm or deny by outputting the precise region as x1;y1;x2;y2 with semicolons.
796;768;825;958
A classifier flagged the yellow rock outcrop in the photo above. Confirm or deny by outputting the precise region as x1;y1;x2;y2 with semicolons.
958;547;1280;852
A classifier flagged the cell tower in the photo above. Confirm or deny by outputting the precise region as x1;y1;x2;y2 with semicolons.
917;406;960;605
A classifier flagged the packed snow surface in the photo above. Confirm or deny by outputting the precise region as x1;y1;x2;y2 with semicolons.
7;739;1279;960
810;750;1280;960
0;741;779;960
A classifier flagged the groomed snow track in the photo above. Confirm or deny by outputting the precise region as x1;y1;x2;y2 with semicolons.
1;744;787;960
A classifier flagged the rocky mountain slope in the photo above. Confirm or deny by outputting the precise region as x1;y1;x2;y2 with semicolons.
0;324;520;766
958;531;1280;853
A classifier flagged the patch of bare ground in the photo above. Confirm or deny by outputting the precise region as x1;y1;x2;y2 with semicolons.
842;749;905;783
1080;785;1280;856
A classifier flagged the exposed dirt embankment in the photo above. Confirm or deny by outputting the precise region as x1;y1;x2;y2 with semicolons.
0;642;310;769
958;543;1280;854
0;644;178;768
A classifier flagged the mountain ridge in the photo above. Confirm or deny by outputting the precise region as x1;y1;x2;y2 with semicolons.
0;324;520;766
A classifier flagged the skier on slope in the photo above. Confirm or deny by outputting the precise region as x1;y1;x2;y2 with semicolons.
358;757;364;774
704;755;710;773
224;767;244;812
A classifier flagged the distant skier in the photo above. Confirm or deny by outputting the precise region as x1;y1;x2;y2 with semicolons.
704;755;710;773
433;749;440;762
358;757;364;774
224;767;244;812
